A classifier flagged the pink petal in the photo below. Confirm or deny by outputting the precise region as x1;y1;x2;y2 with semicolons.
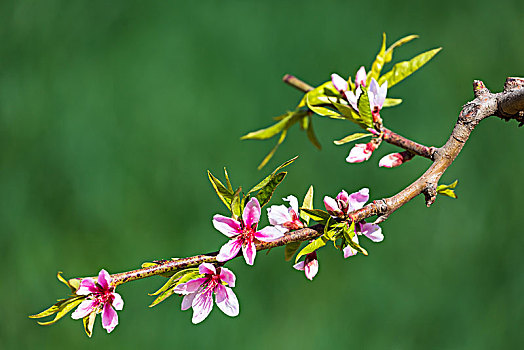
101;303;118;333
97;269;111;291
181;292;196;311
336;190;349;203
355;66;367;87
346;143;373;163
191;289;214;324
242;241;257;265
267;205;292;226
293;261;305;271
379;153;404;168
242;197;261;228
348;188;369;211
324;196;342;216
331;73;348;93
377;80;388;108
283;195;299;215
76;278;98;295
215;285;239;317
361;223;384;242
212;215;242;237
305;259;319;281
219;267;236;287
216;239;242;262
199;263;216;276
184;278;208;293
71;299;97;320
255;226;284;242
112;292;124;311
344;89;360;112
343;245;358;258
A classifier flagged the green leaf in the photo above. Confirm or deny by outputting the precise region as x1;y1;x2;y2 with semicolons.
257;129;288;170
305;116;322;150
295;235;328;263
208;171;234;210
333;133;372;145
149;270;202;307
57;271;80;293
231;188;242;219
300;185;314;225
299;208;330;222
284;241;302;261
379;48;442;88
305;82;344;119
256;172;287;207
342;221;368;256
83;312;96;338
149;268;199;296
240;112;294;140
249;156;298;194
357;88;373;127
384;34;418;64
36;297;85;326
224;168;233;192
368;32;387;84
323;217;342;241
437;180;458;199
383;98;403;108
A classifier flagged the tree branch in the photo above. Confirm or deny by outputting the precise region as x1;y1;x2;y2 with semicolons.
109;77;524;287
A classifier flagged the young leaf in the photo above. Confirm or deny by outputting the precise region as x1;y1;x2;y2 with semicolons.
333;132;372;145
342;222;368;255
257;129;288;170
149;270;202;307
249;156;298;194
83;312;96;338
284;241;302;261
149;268;199;296
231;188;242;219
57;271;80;293
367;32;387;84
300;185;314;225
256;172;287;207
208;171;234;210
240;112;294;140
437;180;458;199
224;168;233;192
384;34;418;64
306;116;322;150
300;208;330;222
357;88;373;127
36;297;85;326
295;235;328;263
383;98;403;108
378;48;442;88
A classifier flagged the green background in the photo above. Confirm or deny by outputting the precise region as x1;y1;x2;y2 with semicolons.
2;1;523;349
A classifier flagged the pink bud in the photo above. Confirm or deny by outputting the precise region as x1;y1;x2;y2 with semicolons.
355;66;367;88
346;142;377;163
331;73;348;93
378;151;413;168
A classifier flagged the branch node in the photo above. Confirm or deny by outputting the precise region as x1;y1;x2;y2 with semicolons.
503;77;524;92
473;80;490;98
423;184;437;207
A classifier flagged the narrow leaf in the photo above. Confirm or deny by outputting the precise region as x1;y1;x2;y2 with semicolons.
284;242;302;261
334;133;372;145
357;88;373;127
368;33;387;83
256;172;287;207
299;208;330;222
305;116;322;150
379;48;442;88
437;180;458;199
57;272;80;293
384;34;418;64
231;188;242;219
300;185;314;225
149;268;199;296
208;171;234;210
240;113;294;140
383;98;403;108
224;168;233;192
295;235;327;263
37;297;85;326
249;156;298;194
257;129;287;170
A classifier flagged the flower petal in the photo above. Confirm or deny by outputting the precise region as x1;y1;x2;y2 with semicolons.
293;261;305;271
267;205;292;226
242;198;261;228
216;239;242;262
242;241;257;265
97;269;111;291
181;292;196;311
344;89;360;112
191;289;214;324
76;278;98;295
283;195;299;215
305;259;319;281
331;73;348;93
101;303;118;333
219;267;236;288
255;226;284;242
355;66;367;87
215;285;240;317
346;143;373;163
199;263;216;276
212;215;242;237
348;188;369;211
183;278;208;293
361;223;384;242
379;153;404;168
112;292;124;311
71;299;97;320
343;245;358;258
324;196;342;216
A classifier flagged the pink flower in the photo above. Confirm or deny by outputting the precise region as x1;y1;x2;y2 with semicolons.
267;195;304;233
379;151;413;168
346;142;377;163
71;269;124;333
213;197;284;265
324;188;369;218
344;86;362;113
174;263;239;324
368;78;388;118
331;73;349;93
355;66;367;88
343;222;383;258
293;251;318;280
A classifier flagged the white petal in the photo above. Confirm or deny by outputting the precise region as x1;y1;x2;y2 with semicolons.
267;205;292;225
283;195;299;215
215;285;239;317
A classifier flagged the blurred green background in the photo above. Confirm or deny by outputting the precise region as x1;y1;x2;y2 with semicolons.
1;0;523;349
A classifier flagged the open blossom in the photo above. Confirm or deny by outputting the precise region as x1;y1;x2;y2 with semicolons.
267;195;304;233
213;197;284;265
71;269;124;333
324;188;370;218
293;251;319;281
332;66;367;95
174;263;239;324
379;151;414;168
346;142;377;163
368;78;388;118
